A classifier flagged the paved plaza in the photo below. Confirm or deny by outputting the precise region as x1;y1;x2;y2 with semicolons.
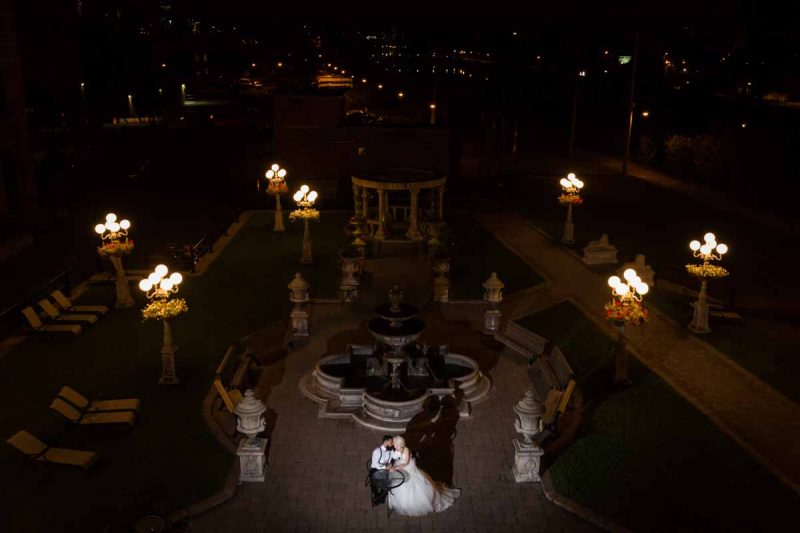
192;263;597;533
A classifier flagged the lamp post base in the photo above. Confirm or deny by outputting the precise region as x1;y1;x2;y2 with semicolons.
159;319;180;385
273;197;285;232
688;299;711;334
109;255;134;308
561;221;574;245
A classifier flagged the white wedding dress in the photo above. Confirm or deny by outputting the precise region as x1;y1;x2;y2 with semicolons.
387;449;460;516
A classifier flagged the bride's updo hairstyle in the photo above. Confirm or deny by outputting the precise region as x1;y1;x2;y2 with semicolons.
393;436;406;449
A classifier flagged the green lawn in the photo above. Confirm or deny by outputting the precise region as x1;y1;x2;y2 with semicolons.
505;172;800;402
444;210;544;299
516;301;799;532
0;211;349;532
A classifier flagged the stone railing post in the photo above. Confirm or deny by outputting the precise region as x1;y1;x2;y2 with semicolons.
512;391;545;482
234;390;268;483
288;273;310;337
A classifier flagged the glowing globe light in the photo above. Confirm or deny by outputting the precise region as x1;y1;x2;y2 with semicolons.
307;191;318;203
106;213;117;223
120;219;131;230
155;264;169;278
690;240;701;251
300;184;309;194
293;190;303;202
94;224;106;234
704;232;716;243
148;273;161;285
638;283;649;295
716;243;728;255
608;275;621;288
623;268;636;281
160;279;174;291
139;279;153;292
170;272;183;285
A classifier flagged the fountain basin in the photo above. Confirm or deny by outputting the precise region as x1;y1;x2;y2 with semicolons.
300;348;491;432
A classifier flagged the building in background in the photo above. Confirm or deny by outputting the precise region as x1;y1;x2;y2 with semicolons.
0;3;36;215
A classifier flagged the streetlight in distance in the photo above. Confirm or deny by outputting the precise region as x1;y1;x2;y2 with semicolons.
397;91;405;99
264;163;289;231
95;213;135;308
429;103;437;125
377;84;384;90
291;185;320;264
557;173;584;244
641;110;650;118
138;265;187;385
686;232;729;334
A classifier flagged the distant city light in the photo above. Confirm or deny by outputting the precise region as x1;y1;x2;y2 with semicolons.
429;103;436;109
618;55;632;65
377;84;383;90
512;32;517;36
251;63;256;68
397;92;404;98
604;50;609;55
536;55;541;60
578;70;587;77
362;78;367;83
741;122;747;128
276;62;283;68
161;63;167;68
641;110;650;118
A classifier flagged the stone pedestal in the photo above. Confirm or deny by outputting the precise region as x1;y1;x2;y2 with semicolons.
433;276;449;303
582;234;618;265
238;437;268;482
483;307;502;334
339;253;360;302
300;219;313;264
512;439;544;482
291;308;309;337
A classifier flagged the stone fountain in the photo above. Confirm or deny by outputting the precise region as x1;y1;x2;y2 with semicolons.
300;285;491;432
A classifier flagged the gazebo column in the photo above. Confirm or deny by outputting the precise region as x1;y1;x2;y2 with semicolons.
375;189;387;240
352;184;361;219
437;185;446;221
406;187;422;240
361;187;369;220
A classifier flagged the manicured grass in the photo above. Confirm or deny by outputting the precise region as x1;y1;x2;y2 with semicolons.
516;301;799;532
505;172;800;401
444;210;544;299
0;211;350;532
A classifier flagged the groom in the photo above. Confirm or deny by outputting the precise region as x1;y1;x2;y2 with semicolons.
369;435;398;506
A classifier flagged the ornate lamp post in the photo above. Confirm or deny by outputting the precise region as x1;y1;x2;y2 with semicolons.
94;213;135;308
290;185;319;264
558;172;584;245
686;232;729;334
264;163;288;232
138;265;187;385
605;268;649;385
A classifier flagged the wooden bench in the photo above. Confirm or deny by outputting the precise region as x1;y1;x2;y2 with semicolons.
535;379;576;443
213;344;251;414
494;321;548;359
547;346;574;389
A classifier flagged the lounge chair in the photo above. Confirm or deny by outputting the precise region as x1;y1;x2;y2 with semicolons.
51;290;109;315
21;307;82;336
50;398;136;427
6;430;97;471
38;299;97;325
58;386;141;414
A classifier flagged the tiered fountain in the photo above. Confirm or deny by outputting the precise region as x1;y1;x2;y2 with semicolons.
300;286;490;432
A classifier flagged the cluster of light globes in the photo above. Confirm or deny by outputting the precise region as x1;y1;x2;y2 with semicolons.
293;184;318;205
138;264;183;296
608;268;649;298
265;163;287;182
689;232;728;257
94;213;131;237
559;173;585;191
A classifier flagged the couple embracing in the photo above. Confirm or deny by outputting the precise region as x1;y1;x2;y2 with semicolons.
369;435;460;516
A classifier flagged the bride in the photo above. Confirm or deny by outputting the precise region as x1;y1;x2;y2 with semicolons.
387;436;460;516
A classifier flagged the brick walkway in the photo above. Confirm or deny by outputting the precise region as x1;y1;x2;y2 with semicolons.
477;212;800;492
192;301;596;533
